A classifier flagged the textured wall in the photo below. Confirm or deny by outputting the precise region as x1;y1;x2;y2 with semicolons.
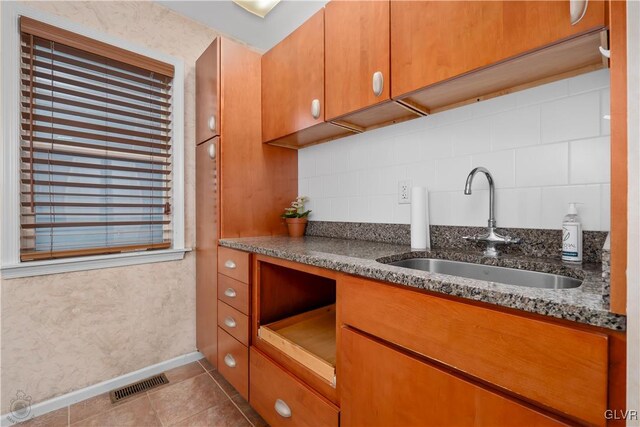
0;0;224;412
299;69;611;231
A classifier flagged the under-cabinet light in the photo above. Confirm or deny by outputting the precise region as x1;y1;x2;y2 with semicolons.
233;0;281;18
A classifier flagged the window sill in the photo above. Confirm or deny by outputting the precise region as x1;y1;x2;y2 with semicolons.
1;248;191;279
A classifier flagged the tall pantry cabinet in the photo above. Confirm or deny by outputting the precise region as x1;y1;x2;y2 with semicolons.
195;37;297;370
195;39;221;367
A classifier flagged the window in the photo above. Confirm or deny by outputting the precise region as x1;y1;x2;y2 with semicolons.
1;4;185;277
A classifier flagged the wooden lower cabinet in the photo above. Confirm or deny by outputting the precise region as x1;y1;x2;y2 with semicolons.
239;259;622;426
249;347;339;427
340;327;568;427
195;137;219;368
338;275;608;425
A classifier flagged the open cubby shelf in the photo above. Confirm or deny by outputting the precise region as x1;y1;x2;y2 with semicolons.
257;260;337;387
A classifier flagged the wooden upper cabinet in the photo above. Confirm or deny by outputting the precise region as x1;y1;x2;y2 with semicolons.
325;0;391;121
391;0;607;100
262;10;326;143
196;38;220;145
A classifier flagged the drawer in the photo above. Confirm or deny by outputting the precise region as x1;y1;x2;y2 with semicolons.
249;347;339;427
338;276;609;426
218;300;249;346
218;327;248;399
218;247;250;283
341;327;568;427
218;274;249;315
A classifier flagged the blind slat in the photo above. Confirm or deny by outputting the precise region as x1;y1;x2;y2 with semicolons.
22;92;171;125
25;146;171;165
23;102;170;133
22;179;170;191
20;20;173;262
21;60;171;99
22;80;170;118
24;137;171;158
22;169;170;183
23;213;169;217
22;113;170;142
23;202;169;208
22;157;170;174
22;220;170;229
23;123;170;150
27;191;171;199
22;69;171;109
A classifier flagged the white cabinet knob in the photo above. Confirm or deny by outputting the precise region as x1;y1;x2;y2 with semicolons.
208;142;216;159
311;99;321;119
372;71;384;97
223;354;236;368
224;288;237;298
570;0;588;25
208;115;216;132
224;260;236;269
599;46;611;58
223;317;237;328
274;399;292;418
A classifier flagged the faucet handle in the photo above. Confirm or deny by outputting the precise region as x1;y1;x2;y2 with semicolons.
504;235;522;244
463;235;478;242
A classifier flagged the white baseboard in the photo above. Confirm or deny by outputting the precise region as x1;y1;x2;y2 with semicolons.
1;351;204;427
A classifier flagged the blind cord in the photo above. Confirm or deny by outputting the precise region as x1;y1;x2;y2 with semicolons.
28;34;35;214
48;39;55;257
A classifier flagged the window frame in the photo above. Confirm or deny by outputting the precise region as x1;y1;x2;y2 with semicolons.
1;2;187;279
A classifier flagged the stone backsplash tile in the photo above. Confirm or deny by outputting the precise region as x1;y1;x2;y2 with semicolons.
305;221;607;264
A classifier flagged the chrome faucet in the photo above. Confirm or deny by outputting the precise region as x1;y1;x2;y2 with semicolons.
463;167;521;257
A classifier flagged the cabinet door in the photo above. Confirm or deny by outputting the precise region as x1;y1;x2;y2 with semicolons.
262;10;325;142
391;0;606;98
196;137;219;367
196;39;220;145
340;327;569;427
325;0;390;121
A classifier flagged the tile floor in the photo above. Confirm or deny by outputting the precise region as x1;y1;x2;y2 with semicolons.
17;359;267;427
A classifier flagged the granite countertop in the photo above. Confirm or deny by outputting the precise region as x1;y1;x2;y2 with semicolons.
219;236;626;331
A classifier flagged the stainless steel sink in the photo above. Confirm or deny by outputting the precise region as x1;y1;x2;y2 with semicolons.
386;258;581;289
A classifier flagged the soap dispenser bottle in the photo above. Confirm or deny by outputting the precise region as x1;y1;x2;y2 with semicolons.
562;203;582;263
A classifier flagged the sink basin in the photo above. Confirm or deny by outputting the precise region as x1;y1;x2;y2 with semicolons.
386;258;581;289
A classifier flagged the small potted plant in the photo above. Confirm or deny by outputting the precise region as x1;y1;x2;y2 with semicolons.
281;196;311;237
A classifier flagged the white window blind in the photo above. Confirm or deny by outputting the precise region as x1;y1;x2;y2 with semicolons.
20;17;175;262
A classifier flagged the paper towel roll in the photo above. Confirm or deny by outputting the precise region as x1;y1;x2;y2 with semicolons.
411;187;430;250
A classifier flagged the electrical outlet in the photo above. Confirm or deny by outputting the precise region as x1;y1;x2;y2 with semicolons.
398;180;412;204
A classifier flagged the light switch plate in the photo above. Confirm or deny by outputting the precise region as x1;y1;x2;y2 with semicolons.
398;180;412;204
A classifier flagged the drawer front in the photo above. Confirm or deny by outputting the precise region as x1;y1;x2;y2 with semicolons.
218;300;249;346
250;347;339;427
218;274;249;315
341;327;568;427
338;276;608;426
218;247;250;283
218;327;248;399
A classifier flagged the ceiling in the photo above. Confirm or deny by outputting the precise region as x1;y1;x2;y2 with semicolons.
158;0;328;51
